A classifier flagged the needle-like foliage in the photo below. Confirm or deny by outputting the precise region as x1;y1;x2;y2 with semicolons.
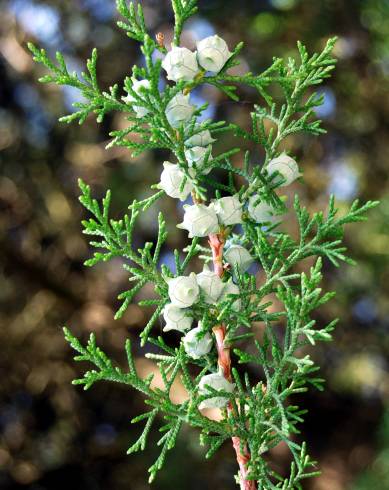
30;1;378;487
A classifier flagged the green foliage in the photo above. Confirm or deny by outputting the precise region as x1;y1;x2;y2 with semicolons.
116;0;149;43
250;38;337;163
63;326;231;482
28;43;126;124
172;0;198;46
30;0;379;488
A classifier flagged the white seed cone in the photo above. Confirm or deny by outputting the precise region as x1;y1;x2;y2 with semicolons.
196;265;225;303
159;161;193;201
165;93;195;128
198;372;235;409
224;244;254;273
177;203;219;238
122;78;151;118
183;325;213;359
247;196;277;224
185;129;216;148
184;146;212;175
162;46;199;82
266;152;301;187
162;303;193;332
196;35;232;74
213;194;243;226
167;272;200;308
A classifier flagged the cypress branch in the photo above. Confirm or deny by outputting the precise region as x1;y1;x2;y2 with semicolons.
30;2;379;488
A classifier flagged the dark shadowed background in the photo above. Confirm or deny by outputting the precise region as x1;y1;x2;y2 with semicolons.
1;0;389;489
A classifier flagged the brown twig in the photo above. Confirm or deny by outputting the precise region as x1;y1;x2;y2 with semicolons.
208;232;224;278
209;233;257;490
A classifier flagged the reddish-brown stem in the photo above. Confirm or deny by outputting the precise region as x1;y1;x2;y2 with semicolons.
208;233;224;278
209;233;257;490
231;435;256;490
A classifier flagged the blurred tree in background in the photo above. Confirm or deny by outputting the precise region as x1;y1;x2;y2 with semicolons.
0;0;388;489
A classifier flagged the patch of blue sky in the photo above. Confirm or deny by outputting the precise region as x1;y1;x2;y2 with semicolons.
186;17;215;42
13;82;52;147
328;160;358;201
79;0;115;22
191;88;216;121
159;251;177;274
315;87;337;119
9;0;62;48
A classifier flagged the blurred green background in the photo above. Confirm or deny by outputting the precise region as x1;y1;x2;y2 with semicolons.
1;0;388;488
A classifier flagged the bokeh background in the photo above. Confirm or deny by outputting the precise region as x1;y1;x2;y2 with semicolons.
1;0;389;488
